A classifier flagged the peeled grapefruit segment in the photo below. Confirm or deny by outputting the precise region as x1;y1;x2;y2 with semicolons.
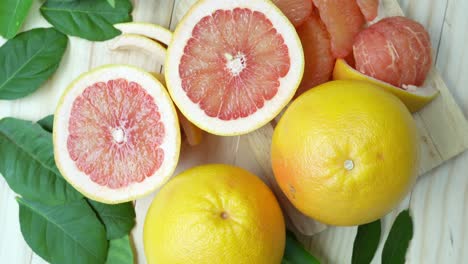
312;0;365;58
296;10;334;96
54;65;180;204
333;59;439;112
356;0;379;22
353;16;432;88
108;34;167;63
166;0;304;136
114;22;173;46
272;0;313;27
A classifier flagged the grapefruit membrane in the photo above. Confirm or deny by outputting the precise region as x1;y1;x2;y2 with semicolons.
166;0;304;135
54;65;181;204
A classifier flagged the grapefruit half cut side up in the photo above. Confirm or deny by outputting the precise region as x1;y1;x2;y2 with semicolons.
54;65;181;204
166;0;304;136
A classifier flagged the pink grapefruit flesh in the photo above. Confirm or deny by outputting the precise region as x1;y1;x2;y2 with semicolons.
180;8;290;121
353;16;432;88
67;79;165;189
356;0;379;22
296;9;334;96
312;0;365;58
272;0;314;27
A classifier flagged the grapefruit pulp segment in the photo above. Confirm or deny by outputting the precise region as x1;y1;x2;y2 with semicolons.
166;0;304;135
272;0;313;27
356;0;379;22
312;0;365;58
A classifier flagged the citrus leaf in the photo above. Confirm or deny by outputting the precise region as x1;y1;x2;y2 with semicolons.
0;0;34;39
0;28;68;100
107;0;116;8
106;235;134;264
382;210;414;264
88;199;136;240
37;114;54;133
0;117;82;204
352;219;381;264
17;197;108;264
40;0;133;41
282;231;320;264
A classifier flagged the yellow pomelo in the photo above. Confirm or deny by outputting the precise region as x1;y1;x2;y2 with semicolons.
144;164;285;264
272;80;419;226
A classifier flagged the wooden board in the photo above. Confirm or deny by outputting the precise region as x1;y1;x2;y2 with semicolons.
1;0;467;263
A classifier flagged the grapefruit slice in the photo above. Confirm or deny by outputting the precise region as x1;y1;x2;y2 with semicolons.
166;0;304;136
333;58;439;112
108;34;167;63
152;73;204;146
272;0;313;27
312;0;365;58
295;9;334;96
114;22;173;46
54;65;181;203
356;0;379;22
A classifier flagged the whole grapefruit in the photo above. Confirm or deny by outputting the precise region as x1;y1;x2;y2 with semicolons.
144;164;285;263
271;80;419;226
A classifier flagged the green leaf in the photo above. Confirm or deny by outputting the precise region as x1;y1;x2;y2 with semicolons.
382;210;414;264
282;231;320;264
88;199;136;240
37;114;54;133
40;0;133;41
0;0;34;38
18;197;108;264
0;28;68;100
0;117;82;204
107;0;116;8
352;219;381;264
106;235;134;264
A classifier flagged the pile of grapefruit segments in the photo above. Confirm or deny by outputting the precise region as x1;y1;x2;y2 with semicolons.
53;0;438;204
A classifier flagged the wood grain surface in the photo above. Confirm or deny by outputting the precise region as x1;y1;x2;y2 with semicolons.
1;0;467;263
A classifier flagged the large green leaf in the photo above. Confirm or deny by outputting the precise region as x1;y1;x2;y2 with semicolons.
88;199;136;240
107;0;116;8
37;114;54;133
106;235;134;264
352;219;381;264
0;0;34;38
0;118;82;204
382;210;414;264
0;28;68;99
18;197;108;264
40;0;133;41
282;231;320;264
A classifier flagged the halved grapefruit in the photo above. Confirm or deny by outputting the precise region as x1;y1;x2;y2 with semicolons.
54;65;181;204
114;22;173;46
166;0;304;135
108;34;167;63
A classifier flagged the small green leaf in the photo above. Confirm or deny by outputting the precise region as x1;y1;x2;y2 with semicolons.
352;219;381;264
0;28;68;100
18;197;108;264
0;117;82;204
106;235;134;264
37;114;54;133
282;231;320;264
40;0;133;41
0;0;34;38
107;0;116;8
382;210;414;264
88;199;136;240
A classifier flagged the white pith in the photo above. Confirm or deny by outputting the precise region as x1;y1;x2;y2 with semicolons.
108;34;167;63
166;0;304;135
114;22;173;45
54;65;180;203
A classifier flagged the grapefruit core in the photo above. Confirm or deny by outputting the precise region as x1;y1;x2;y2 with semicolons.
166;0;304;136
54;65;180;204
